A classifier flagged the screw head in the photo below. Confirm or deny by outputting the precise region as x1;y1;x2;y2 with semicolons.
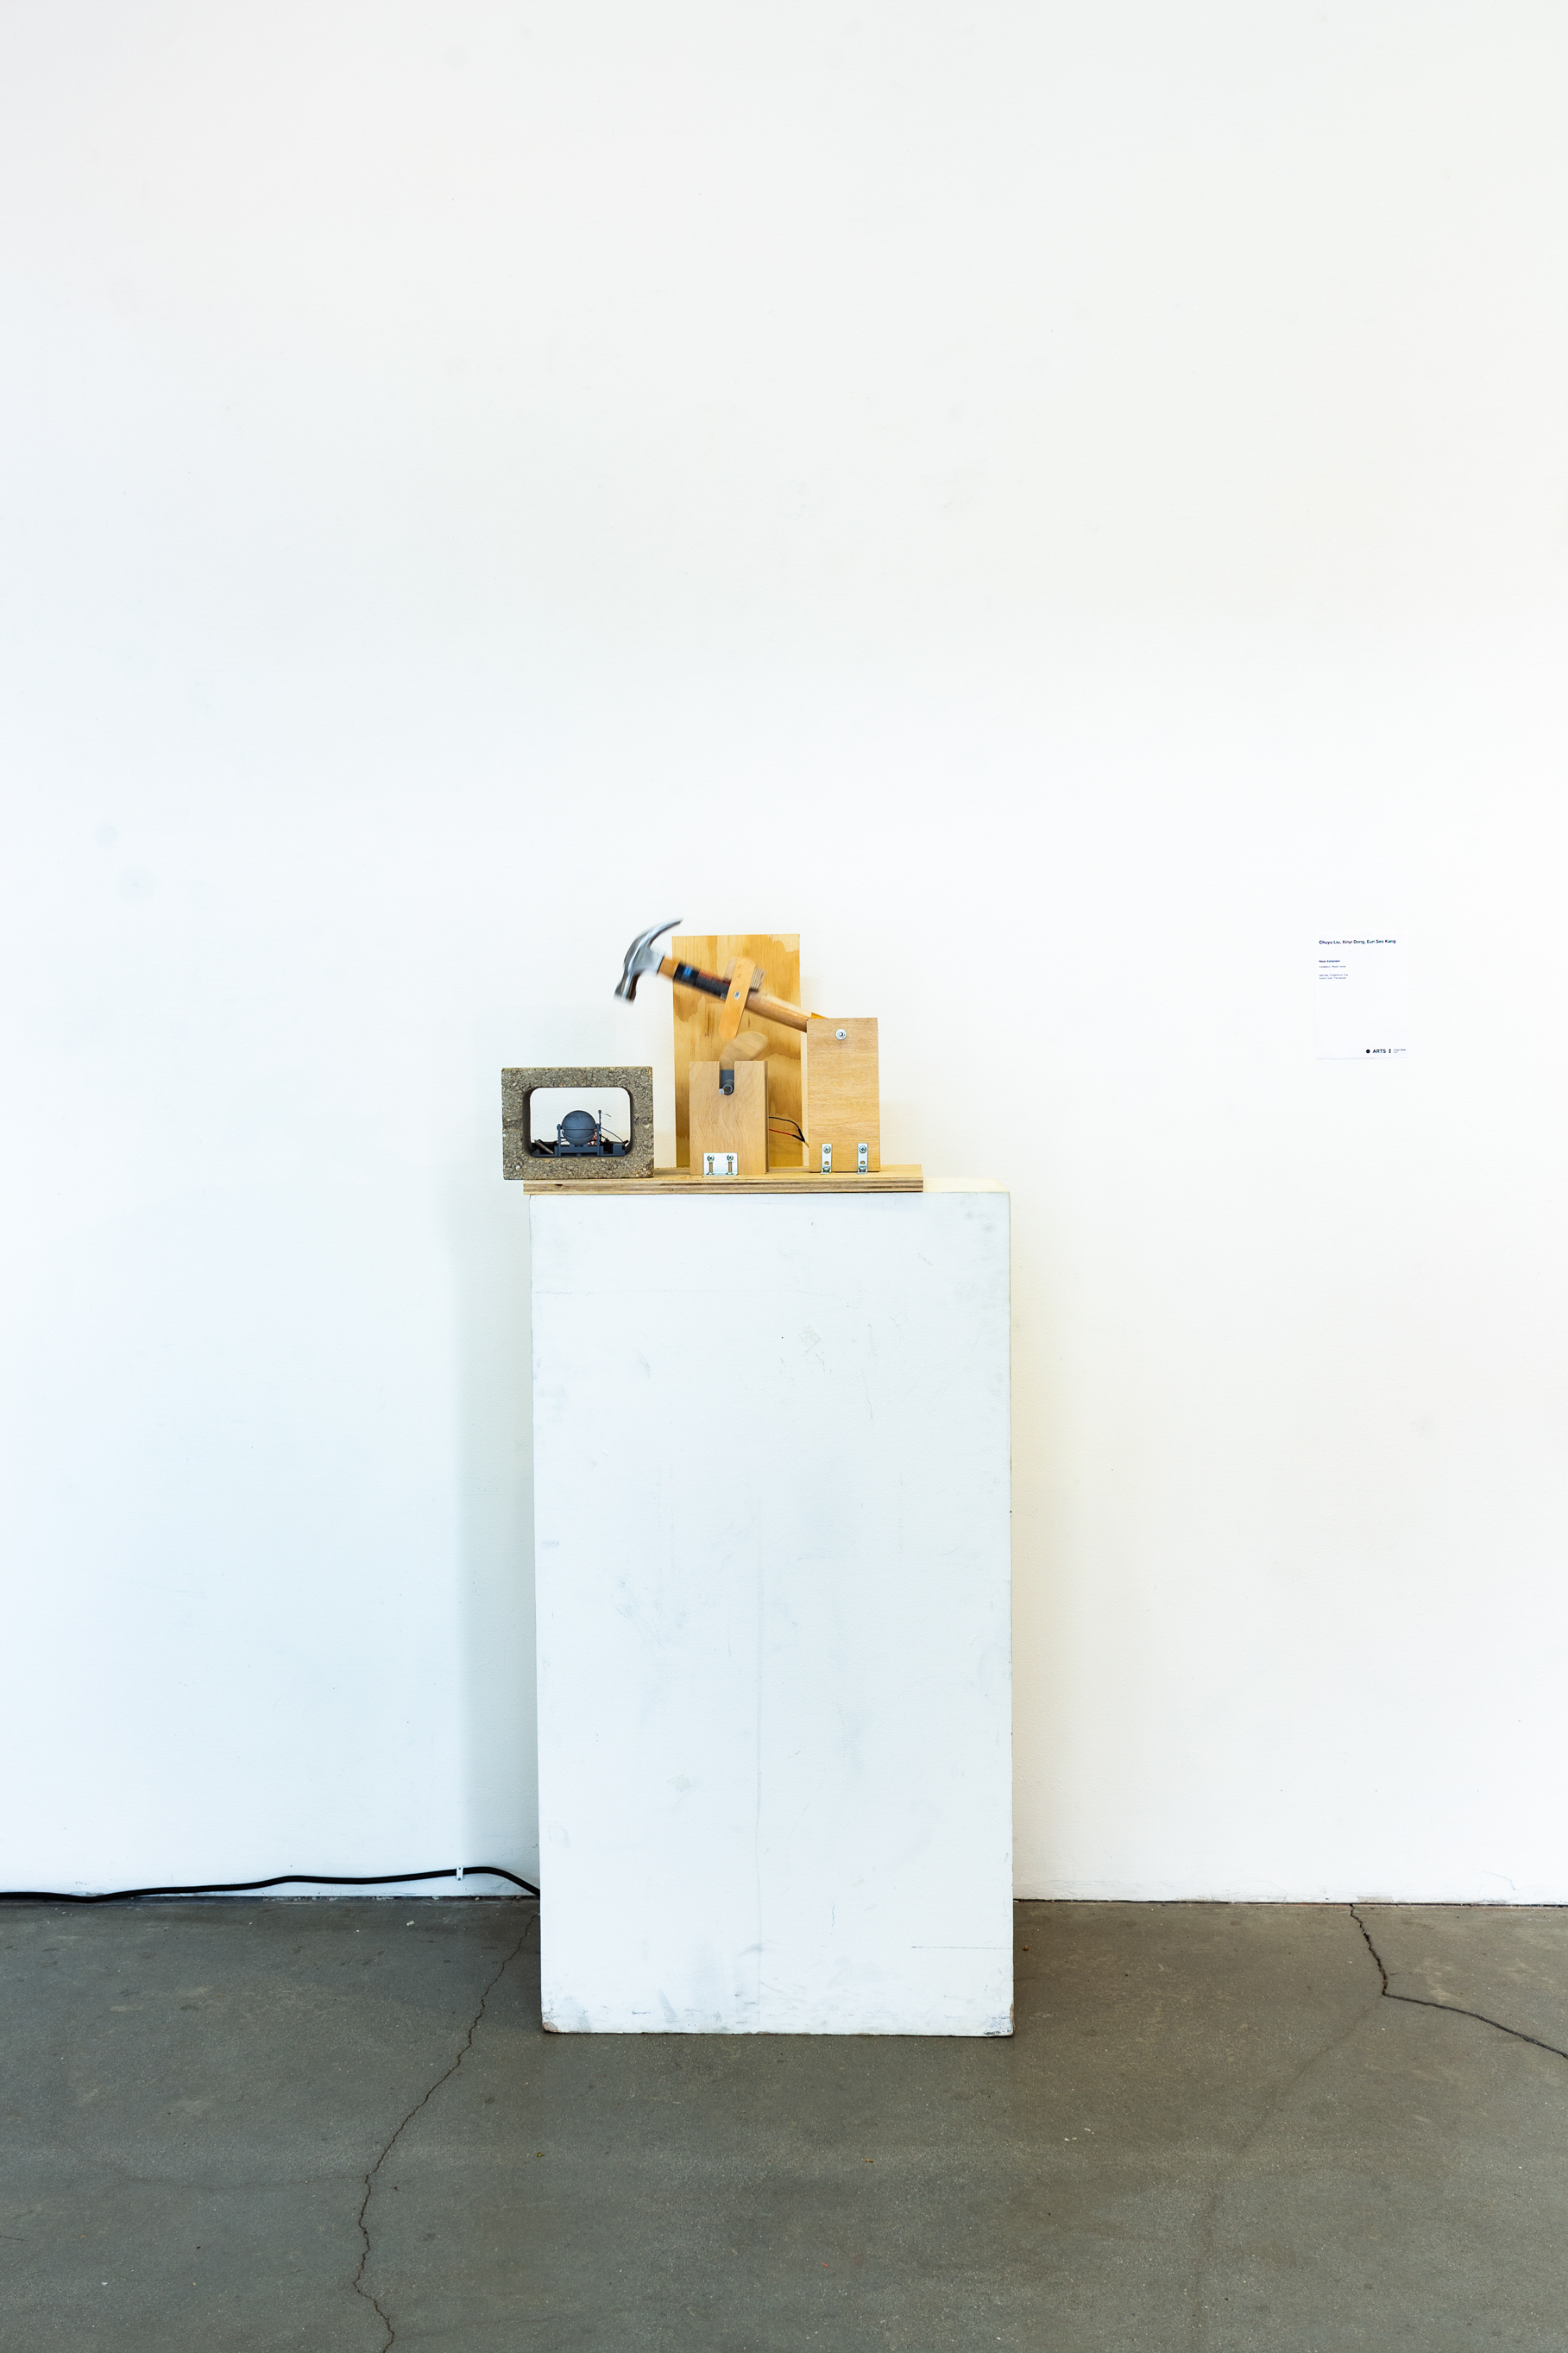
834;1027;847;1040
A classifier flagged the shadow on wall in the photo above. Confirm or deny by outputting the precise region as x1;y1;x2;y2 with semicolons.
444;1077;538;1888
445;1002;647;1885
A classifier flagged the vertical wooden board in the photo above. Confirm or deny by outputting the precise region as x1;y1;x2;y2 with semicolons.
689;1061;770;1174
802;1017;880;1171
673;934;801;1168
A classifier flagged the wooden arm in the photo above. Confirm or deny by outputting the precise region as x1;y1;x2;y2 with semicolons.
658;956;810;1034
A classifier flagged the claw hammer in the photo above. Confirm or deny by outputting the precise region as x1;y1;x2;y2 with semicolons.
615;918;809;1037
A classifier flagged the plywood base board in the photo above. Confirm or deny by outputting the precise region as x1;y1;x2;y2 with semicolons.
523;1165;923;1195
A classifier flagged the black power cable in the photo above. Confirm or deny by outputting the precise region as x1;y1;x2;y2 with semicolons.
0;1865;538;1904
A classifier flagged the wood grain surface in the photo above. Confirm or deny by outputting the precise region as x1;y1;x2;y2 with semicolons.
522;1164;923;1195
688;1059;770;1174
671;932;803;1169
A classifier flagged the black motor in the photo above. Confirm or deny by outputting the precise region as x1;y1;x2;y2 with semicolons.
550;1107;629;1158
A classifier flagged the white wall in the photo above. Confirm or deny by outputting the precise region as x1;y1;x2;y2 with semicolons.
3;2;1566;1902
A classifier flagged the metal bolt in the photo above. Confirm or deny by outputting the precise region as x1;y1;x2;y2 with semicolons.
835;1027;847;1040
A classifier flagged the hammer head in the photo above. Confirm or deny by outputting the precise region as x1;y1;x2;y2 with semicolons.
615;917;683;1003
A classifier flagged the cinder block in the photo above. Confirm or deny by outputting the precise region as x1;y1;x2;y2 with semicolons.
501;1066;655;1180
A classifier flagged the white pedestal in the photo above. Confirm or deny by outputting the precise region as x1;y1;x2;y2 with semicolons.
531;1183;1012;2034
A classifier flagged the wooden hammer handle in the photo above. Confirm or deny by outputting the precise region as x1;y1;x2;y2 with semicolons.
658;957;809;1034
744;987;809;1034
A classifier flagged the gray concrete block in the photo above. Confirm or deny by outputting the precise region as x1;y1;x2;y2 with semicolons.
501;1065;654;1180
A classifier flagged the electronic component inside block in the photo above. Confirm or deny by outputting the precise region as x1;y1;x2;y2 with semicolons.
551;1107;630;1158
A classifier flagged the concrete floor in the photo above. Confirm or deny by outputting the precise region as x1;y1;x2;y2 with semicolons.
2;1900;1565;2351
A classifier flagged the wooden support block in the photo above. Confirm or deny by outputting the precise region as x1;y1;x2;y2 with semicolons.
716;958;757;1043
672;933;802;1169
801;1018;880;1174
689;1060;769;1176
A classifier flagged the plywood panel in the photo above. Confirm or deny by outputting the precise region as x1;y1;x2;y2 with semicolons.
801;1017;880;1173
522;1166;923;1194
672;933;802;1169
689;1062;769;1175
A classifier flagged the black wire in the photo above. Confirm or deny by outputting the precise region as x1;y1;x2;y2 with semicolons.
0;1865;539;1905
769;1118;807;1141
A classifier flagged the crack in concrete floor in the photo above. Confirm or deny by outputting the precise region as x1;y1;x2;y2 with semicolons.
1351;1905;1568;2064
350;1926;533;2350
1183;1908;1568;2353
6;1898;1566;2350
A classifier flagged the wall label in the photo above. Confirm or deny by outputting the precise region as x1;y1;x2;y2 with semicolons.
1317;934;1408;1059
